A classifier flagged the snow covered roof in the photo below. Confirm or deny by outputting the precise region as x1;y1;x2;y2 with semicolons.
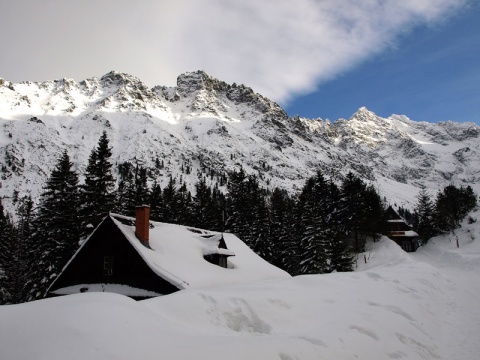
109;213;290;289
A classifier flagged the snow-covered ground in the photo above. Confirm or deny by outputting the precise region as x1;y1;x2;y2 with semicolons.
1;210;479;360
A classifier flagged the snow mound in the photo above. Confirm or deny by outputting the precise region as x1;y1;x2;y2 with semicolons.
414;208;480;271
356;236;415;271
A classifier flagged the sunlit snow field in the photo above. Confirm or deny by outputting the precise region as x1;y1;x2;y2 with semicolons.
1;210;479;360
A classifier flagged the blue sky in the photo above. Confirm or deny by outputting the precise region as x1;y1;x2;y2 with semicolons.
0;1;478;125
285;4;480;124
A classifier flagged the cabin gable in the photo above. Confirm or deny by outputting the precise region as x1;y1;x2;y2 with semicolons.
47;216;179;299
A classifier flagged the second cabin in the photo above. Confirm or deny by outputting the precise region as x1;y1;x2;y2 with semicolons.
383;206;420;252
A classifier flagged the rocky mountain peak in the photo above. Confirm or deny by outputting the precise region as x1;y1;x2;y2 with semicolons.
99;71;144;88
38;77;80;94
0;78;15;91
176;70;229;97
96;71;163;111
173;70;287;119
349;106;383;123
438;121;479;141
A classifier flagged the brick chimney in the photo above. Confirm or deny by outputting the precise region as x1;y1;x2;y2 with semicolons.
135;205;150;243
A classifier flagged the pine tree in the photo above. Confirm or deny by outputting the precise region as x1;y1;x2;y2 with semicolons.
296;177;317;274
297;173;334;274
162;176;178;223
226;167;251;244
193;177;220;230
26;150;80;300
248;177;272;261
176;181;193;225
15;195;34;245
115;162;135;216
337;172;368;253
325;232;354;272
79;131;115;235
323;179;354;272
134;165;150;206
434;185;477;232
414;186;435;243
0;199;20;304
460;185;477;215
149;181;164;221
269;188;297;273
211;184;226;232
225;169;274;258
7;195;35;303
362;184;384;240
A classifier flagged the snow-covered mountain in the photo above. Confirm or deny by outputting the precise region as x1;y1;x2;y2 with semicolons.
1;70;479;210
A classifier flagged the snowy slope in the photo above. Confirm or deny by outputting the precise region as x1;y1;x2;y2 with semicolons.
2;209;479;360
1;71;479;212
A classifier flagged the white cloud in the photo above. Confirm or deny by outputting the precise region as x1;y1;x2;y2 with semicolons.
0;0;467;103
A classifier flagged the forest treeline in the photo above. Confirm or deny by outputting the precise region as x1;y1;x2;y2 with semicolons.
0;132;477;304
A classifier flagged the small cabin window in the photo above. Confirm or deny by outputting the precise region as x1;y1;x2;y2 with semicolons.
103;256;114;276
204;254;229;268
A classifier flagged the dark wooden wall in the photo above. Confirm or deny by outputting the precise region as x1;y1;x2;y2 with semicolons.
47;216;179;298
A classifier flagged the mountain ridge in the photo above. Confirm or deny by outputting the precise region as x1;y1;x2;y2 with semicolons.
1;70;479;213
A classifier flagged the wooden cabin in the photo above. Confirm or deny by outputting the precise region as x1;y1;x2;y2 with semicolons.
47;206;289;300
383;206;420;252
47;214;175;299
